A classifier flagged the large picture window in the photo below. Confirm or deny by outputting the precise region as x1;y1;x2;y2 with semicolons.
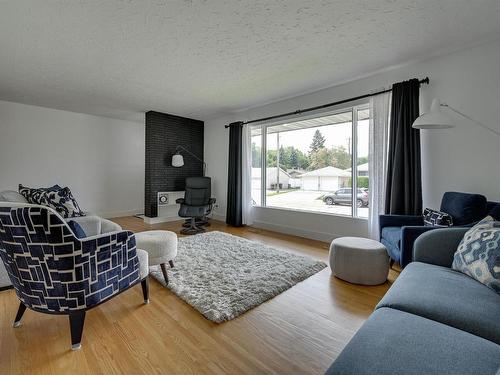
250;105;370;218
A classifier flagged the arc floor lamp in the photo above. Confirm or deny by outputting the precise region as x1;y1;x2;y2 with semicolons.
413;98;500;137
171;145;207;176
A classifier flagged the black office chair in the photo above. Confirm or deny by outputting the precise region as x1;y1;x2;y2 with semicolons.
176;177;216;235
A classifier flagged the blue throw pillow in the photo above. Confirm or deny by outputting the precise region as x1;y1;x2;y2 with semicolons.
452;216;500;293
440;192;487;226
67;220;87;239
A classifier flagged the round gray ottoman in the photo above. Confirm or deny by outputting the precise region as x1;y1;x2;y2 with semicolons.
329;237;389;285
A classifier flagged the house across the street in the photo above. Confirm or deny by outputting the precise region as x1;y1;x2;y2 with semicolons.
299;166;350;191
287;169;305;188
347;162;369;176
252;167;291;190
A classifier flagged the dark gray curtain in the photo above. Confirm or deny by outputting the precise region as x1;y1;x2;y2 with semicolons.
226;122;244;226
385;78;422;215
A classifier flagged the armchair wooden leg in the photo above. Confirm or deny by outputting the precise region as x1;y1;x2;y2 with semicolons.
168;260;174;268
13;302;27;328
160;263;169;285
389;259;395;268
69;311;86;350
141;277;150;304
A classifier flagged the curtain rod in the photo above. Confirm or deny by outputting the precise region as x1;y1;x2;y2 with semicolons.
225;77;429;128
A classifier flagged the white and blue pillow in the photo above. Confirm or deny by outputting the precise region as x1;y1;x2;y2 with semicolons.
423;207;453;227
19;184;85;218
452;216;500;293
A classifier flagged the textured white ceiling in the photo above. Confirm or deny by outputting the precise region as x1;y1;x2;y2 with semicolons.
0;1;499;122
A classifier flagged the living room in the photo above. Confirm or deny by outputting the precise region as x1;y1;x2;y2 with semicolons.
0;2;499;375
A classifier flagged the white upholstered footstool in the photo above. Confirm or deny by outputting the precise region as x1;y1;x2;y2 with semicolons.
135;230;177;284
136;248;150;303
329;237;389;285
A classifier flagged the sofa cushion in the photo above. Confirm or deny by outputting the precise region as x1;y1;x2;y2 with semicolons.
68;216;122;236
452;216;500;293
0;190;29;203
376;262;500;344
325;307;500;375
440;191;487;226
380;226;401;260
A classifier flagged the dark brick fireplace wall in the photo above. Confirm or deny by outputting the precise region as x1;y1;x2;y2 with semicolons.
144;111;204;218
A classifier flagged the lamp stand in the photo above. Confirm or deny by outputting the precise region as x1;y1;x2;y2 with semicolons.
174;145;207;176
441;103;500;137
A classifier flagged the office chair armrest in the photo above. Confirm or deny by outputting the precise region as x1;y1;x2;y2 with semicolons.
175;198;185;204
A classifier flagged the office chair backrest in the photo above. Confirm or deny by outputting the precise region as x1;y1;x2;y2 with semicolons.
184;177;211;206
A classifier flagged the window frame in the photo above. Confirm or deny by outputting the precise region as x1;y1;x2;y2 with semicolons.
251;102;370;219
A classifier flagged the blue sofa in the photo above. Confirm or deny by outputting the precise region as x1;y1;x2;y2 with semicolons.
379;191;499;267
326;228;500;375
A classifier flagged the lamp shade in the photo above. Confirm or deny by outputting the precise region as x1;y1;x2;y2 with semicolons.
171;153;184;167
412;99;454;129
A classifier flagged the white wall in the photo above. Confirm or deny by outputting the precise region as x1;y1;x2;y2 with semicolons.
0;100;145;218
205;39;500;241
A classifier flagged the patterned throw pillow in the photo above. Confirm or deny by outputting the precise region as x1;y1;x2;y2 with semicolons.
19;184;85;218
452;216;500;293
423;208;453;227
18;184;60;201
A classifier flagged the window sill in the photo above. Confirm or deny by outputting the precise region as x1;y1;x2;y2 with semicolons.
252;204;368;220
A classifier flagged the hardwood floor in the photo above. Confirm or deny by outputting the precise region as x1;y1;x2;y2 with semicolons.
0;217;399;375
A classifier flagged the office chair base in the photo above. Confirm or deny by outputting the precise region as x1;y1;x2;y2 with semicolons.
183;218;210;228
180;226;206;235
181;216;207;235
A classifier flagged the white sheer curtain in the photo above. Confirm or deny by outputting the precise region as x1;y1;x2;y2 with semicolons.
368;92;391;239
241;124;254;225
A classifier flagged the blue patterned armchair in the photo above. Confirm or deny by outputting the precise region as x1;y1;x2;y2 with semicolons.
379;192;499;268
0;203;149;350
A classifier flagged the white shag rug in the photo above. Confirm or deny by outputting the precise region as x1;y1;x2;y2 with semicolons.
150;231;327;323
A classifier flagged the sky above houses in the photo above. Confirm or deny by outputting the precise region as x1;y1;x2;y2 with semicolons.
261;119;369;157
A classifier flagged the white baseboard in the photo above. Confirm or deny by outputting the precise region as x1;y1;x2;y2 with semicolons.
212;213;226;222
142;213;225;225
143;215;183;224
210;212;336;242
251;219;338;243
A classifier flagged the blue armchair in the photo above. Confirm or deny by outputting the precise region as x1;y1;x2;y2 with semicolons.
379;192;499;268
0;203;149;350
